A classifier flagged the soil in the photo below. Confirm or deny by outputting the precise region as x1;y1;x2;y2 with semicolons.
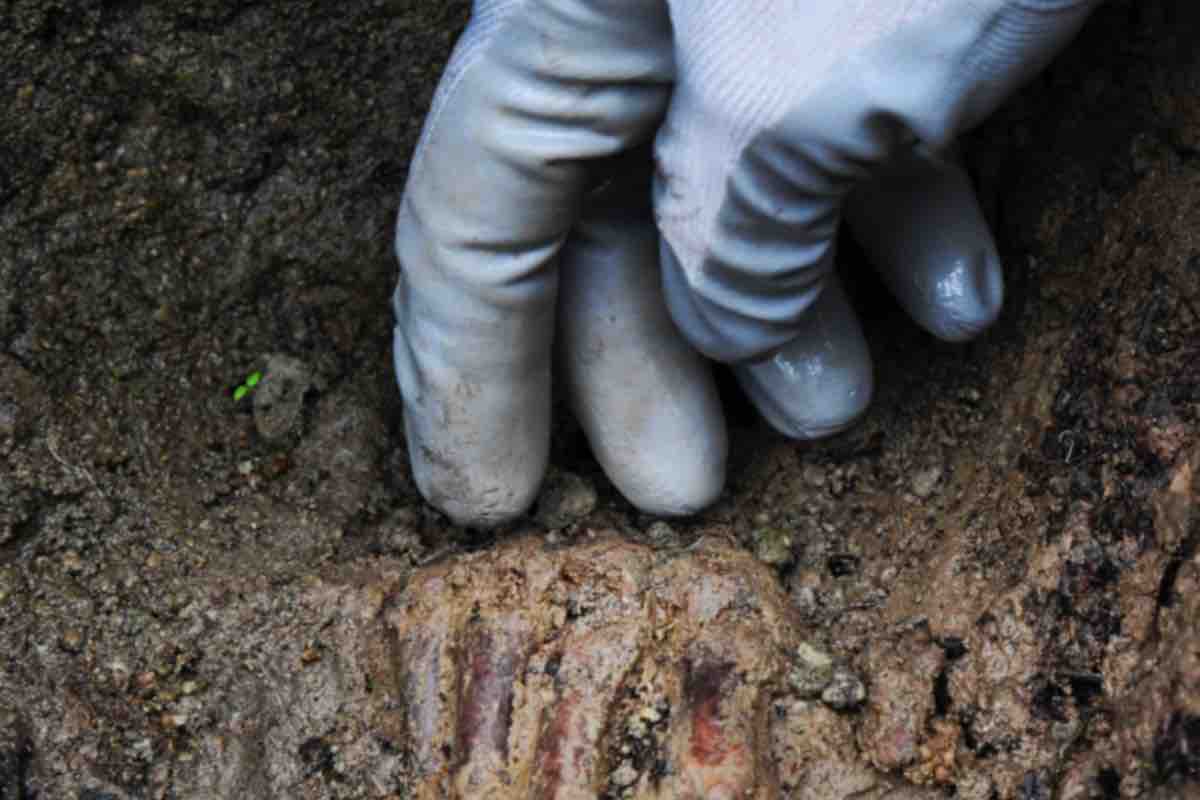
2;0;1199;798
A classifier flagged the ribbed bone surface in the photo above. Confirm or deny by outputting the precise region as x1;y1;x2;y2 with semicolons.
384;534;898;799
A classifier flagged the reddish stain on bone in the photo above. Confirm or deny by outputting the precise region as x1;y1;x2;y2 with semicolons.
457;624;522;760
684;659;734;767
534;691;577;798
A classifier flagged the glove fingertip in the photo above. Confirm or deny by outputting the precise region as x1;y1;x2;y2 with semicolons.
732;277;875;441
918;248;1005;343
408;441;546;529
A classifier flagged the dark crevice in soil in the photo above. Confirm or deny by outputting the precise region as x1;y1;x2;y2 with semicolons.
1153;712;1200;785
225;134;293;196
1156;558;1185;610
298;735;339;782
1155;527;1199;612
0;718;32;800
826;554;859;578
0;491;64;567
1063;671;1104;710
932;668;952;718
0;516;39;568
933;637;967;718
1031;677;1070;724
1096;767;1121;798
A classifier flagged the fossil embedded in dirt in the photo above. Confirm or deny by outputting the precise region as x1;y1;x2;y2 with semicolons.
382;533;907;799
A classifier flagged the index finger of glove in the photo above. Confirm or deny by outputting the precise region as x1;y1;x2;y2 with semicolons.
393;0;673;526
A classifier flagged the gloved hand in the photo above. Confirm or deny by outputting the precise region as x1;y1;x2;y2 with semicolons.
393;0;1100;527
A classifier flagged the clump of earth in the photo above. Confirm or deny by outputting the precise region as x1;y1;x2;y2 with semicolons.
1;1;1198;798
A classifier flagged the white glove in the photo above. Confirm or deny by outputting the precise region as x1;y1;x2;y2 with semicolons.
393;0;1099;527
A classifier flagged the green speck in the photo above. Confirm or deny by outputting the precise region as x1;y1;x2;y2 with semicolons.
232;370;264;402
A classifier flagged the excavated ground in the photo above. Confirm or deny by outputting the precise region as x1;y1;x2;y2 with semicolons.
2;1;1198;798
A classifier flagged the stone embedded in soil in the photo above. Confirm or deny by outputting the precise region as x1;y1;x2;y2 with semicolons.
252;354;314;443
753;526;795;567
532;470;597;529
291;388;387;522
909;464;943;500
821;670;867;711
643;520;681;548
789;641;835;697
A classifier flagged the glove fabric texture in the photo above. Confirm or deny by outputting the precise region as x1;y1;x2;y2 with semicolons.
393;0;1100;526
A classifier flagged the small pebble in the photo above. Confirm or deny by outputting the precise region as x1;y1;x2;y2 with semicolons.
534;471;597;529
61;551;83;574
792;585;820;616
910;464;943;499
160;712;188;729
60;628;84;652
753;527;794;567
637;705;662;724
644;521;679;548
789;642;834;698
252;354;313;442
610;761;639;788
802;464;827;488
821;669;867;710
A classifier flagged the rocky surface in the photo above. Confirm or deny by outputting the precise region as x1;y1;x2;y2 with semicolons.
2;0;1199;798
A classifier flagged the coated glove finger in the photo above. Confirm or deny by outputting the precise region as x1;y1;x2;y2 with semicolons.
654;0;1100;364
393;0;674;527
732;276;873;440
559;176;726;516
732;154;997;442
847;151;1003;343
